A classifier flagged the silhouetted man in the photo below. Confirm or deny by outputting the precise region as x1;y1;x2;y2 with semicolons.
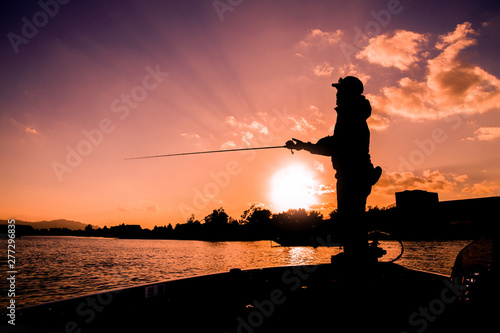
286;76;381;261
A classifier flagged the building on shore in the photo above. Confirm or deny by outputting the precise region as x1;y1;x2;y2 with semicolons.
392;190;499;239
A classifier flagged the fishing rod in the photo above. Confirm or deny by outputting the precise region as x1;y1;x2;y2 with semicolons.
125;145;287;160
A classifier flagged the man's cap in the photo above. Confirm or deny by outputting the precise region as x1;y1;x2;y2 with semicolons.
332;76;363;95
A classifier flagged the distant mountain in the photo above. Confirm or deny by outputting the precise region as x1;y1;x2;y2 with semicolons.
0;219;90;230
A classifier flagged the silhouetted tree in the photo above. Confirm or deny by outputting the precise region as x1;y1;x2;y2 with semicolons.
240;204;273;239
204;208;229;226
203;208;231;240
241;205;271;225
272;208;324;232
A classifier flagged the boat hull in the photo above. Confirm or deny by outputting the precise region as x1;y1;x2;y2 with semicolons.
3;261;495;333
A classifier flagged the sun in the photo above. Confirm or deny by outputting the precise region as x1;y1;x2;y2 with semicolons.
270;164;318;212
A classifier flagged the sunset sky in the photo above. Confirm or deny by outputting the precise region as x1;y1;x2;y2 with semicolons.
1;0;499;228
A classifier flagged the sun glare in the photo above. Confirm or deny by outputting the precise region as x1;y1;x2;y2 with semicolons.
270;164;318;212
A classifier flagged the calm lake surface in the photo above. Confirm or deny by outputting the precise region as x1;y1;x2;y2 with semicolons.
0;236;471;309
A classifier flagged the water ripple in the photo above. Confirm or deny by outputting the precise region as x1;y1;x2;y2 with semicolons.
0;236;471;309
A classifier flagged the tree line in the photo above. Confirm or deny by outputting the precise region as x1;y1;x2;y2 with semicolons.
2;203;482;241
3;205;329;241
83;205;328;241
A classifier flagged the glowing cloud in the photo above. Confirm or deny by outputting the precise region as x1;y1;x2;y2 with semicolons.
466;127;500;141
463;181;500;195
374;170;459;195
370;22;500;120
357;30;429;71
299;29;343;48
313;62;334;77
25;127;38;135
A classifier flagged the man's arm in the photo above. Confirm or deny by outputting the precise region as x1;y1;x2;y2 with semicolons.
286;137;335;156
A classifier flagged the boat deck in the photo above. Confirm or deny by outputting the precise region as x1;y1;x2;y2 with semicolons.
5;261;495;333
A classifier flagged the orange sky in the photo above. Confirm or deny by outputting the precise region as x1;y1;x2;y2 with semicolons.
1;0;499;228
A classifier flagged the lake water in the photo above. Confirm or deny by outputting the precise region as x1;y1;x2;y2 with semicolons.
0;236;471;309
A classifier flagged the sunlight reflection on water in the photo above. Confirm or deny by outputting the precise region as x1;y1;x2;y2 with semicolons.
0;236;471;309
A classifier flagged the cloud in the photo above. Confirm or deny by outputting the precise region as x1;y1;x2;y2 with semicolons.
454;174;468;183
435;21;476;50
425;23;500;113
225;116;239;128
466;127;500;141
7;118;39;137
299;29;343;48
296;29;343;59
337;63;371;84
313;62;334;77
370;22;500;120
307;105;326;125
368;78;435;120
25;127;38;135
309;105;321;117
221;140;237;149
241;131;254;146
357;30;429;71
374;170;458;195
181;132;200;139
288;116;316;134
315;184;335;195
375;170;500;198
250;121;269;135
309;184;337;213
225;116;268;134
463;181;500;195
367;114;390;131
314;161;325;173
224;115;271;147
309;201;337;212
